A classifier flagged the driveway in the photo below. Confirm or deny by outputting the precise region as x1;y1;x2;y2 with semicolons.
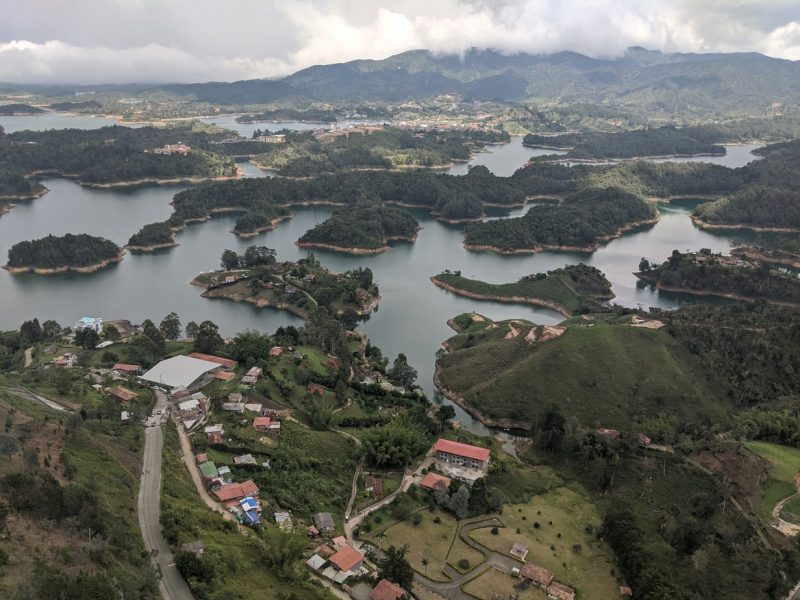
137;390;194;600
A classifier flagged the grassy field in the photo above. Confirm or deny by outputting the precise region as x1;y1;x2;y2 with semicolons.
461;567;549;600
438;319;729;428
746;441;800;520
160;426;332;600
471;487;618;600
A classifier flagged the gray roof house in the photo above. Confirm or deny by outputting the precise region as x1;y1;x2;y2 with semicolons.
313;512;335;533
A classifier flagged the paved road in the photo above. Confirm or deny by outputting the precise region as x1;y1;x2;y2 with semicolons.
137;390;193;600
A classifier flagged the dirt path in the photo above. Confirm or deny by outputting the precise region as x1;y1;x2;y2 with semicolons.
773;492;800;536
1;384;73;413
345;456;365;519
23;347;33;368
175;419;237;523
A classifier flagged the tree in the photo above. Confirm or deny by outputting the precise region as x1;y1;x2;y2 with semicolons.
379;544;414;591
421;557;429;575
185;321;199;340
75;328;99;350
436;405;456;430
230;330;268;364
242;245;276;267
19;318;42;345
221;249;240;270
141;319;165;351
639;257;651;272
159;312;181;341
41;320;62;341
387;353;417;390
536;405;566;453
102;323;120;341
194;320;223;354
449;485;471;519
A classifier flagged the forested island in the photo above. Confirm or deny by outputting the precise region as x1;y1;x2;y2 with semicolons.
463;187;658;253
523;125;726;159
0;165;47;203
635;249;800;305
47;100;103;113
297;202;419;253
0;103;45;115
193;247;380;319
237;108;338;123
431;264;613;316
5;233;124;274
125;221;178;252
232;207;293;238
251;126;510;175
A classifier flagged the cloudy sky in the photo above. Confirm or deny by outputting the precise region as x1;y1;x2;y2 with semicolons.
1;0;799;84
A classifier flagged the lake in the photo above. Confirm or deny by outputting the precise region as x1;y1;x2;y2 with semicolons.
0;135;774;433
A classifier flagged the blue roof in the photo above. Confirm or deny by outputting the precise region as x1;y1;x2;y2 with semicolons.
243;510;260;525
79;316;100;322
240;497;258;511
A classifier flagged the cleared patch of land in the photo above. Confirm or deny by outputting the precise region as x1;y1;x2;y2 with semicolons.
746;441;800;520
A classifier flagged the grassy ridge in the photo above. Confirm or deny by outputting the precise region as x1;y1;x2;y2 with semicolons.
437;319;727;427
745;441;800;520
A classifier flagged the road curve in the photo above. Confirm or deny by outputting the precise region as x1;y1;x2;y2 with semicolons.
137;390;193;600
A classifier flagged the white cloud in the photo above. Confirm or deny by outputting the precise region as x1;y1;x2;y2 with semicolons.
0;0;798;84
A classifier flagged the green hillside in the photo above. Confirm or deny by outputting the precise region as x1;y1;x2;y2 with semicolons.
437;317;728;428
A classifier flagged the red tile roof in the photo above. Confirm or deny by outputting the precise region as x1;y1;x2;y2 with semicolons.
213;371;235;381
195;453;208;464
329;545;363;572
213;480;258;502
434;439;490;462
547;581;575;600
188;352;237;368
370;578;406;600
240;479;259;496
420;472;452;491
253;416;271;429
519;563;553;586
112;363;141;372
109;386;137;402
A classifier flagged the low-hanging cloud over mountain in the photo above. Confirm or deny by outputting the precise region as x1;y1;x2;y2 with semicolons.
1;0;799;84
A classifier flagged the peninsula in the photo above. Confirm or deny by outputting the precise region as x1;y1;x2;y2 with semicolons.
431;264;614;317
5;233;124;274
125;221;179;252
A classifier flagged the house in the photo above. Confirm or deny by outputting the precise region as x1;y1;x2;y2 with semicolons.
54;353;77;368
638;433;652;447
75;316;103;333
109;386;137;402
242;509;260;527
510;542;529;561
370;578;406;600
365;475;383;497
213;480;259;503
274;511;292;529
329;545;363;574
240;496;260;513
547;581;575;600
234;454;257;466
112;363;142;375
120;411;130;422
306;554;326;571
181;540;204;557
198;461;219;481
308;383;325;396
519;563;554;589
433;439;490;472
313;512;335;533
240;375;258;386
420;472;452;492
269;346;284;357
222;402;245;413
307;525;320;537
207;432;223;444
597;428;620;438
228;392;243;403
140;355;222;390
187;352;237;369
213;371;235;382
244;403;263;413
253;416;272;431
257;134;286;144
332;536;349;550
195;453;208;464
245;366;262;378
217;465;232;483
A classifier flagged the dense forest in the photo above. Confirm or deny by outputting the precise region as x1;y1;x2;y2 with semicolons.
237;107;339;123
232;207;291;237
463;187;657;251
694;186;800;229
0;165;46;199
126;221;175;249
47;100;103;112
6;233;121;270
0;124;238;185
523;125;725;159
298;202;419;250
0;103;45;115
638;251;800;305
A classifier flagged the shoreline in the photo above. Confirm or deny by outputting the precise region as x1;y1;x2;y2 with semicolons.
125;240;179;253
233;214;294;239
690;215;800;233
296;231;419;255
731;247;800;269
463;215;660;255
3;250;125;275
633;273;800;306
200;288;310;319
430;277;573;318
27;169;240;189
0;186;50;217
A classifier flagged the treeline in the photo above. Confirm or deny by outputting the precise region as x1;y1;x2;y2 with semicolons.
523;125;725;159
238;107;339;123
0;164;45;198
7;233;121;269
299;202;418;250
464;187;657;250
0;124;237;184
232;207;290;236
0;103;45;115
126;221;175;248
47;100;103;113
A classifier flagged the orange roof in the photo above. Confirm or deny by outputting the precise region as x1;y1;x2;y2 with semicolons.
434;439;490;462
214;371;235;381
188;352;237;368
253;416;271;428
195;453;208;464
420;472;451;491
109;386;137;402
329;545;363;572
240;479;259;496
519;563;553;586
213;483;246;502
370;578;406;600
112;363;141;372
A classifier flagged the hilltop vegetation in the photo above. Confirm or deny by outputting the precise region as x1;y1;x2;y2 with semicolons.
0;165;46;200
524;125;725;159
6;233;122;273
0;103;44;115
431;264;613;315
126;221;176;250
464;186;658;252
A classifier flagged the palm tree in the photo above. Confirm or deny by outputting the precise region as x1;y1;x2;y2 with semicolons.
421;557;429;575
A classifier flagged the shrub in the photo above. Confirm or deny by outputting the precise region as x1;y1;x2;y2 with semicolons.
516;528;521;534
433;516;441;524
550;545;555;551
533;522;540;529
458;559;470;570
572;544;582;553
557;532;562;538
491;527;499;535
412;514;422;525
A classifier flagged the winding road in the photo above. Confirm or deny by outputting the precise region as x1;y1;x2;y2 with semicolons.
137;390;193;600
